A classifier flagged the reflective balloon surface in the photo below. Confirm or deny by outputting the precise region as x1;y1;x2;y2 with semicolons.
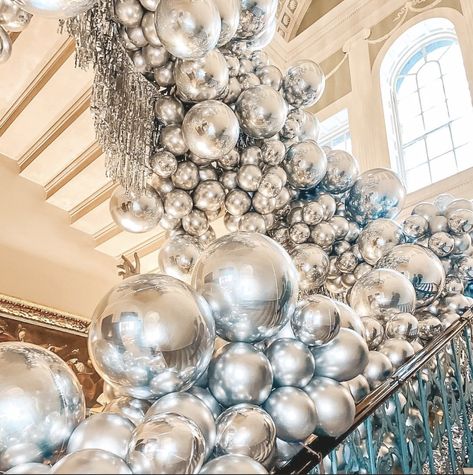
5;463;50;474
290;244;329;291
378;338;415;370
51;449;131;474
13;0;97;18
88;274;215;399
283;60;325;108
103;397;150;427
213;0;240;46
322;149;360;193
363;351;393;389
200;454;268;474
0;342;85;471
158;235;201;281
192;233;298;342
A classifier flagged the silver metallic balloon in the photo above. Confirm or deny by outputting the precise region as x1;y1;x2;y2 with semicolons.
143;44;168;67
0;0;31;31
192;232;298;342
13;0;97;18
265;338;315;388
193;179;226;212
200;454;268;474
236;85;288;139
348;269;417;318
139;0;158;10
5;463;50;474
160;125;189;155
428;231;455;257
346;168;406;225
127;413;205;474
291;295;341;346
342;374;370;403
429;215;448;234
213;0;240;46
0;25;12;63
283;60;325;108
336;301;365;336
188;386;222;419
154;61;175;87
215;404;276;463
88;274;215;399
377;244;445;307
0;342;85;471
146;392;215;457
237;164;263;192
284;141;327;190
236;0;277;40
263;387;317;442
110;186;163;233
385;313;419;341
51;449;131;474
66;414;134;460
412;202;439;222
115;0;143;26
141;10;161;46
172;161;200;190
378;338;414;370
175;49;229;102
311;328;369;382
183;100;239;159
448;208;473;235
103;397;151;427
239;212;267;233
446;198;473;215
261;140;285;166
126;25;148;47
358;219;404;265
304;377;356;437
208;343;273;407
225;189;252;216
403;214;428;241
182;209;209;237
361;316;385;350
155;96;185;126
155;0;220;59
164;189;193;218
311;222;336;249
321;149;360;193
256;65;283;90
416;313;442;341
363;351;393;389
290;243;330;291
149;150;178;177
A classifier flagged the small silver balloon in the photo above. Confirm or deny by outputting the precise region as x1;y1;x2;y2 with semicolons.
183;100;239;159
155;0;220;59
172;161;200;190
283;60;325;108
141;10;161;45
336;301;365;336
139;0;158;10
154;61;175;87
448;208;473;235
115;0;143;26
66;414;134;460
236;85;288;139
346;168;406;225
182;209;209;237
403;214;429;241
311;328;369;382
146;392;215;457
103;397;151;427
256;65;283;90
158;234;202;281
215;404;276;464
265;338;315;388
127;26;149;48
237;164;263;192
200;454;268;474
188;386;222;419
321;149;360;193
164;189;193;219
51;449;131;474
143;44;168;67
304;377;355;437
154;96;185;126
290;244;330;291
127;414;205;474
193;179;225;212
160;125;189;156
208;343;273;407
385;313;419;341
225;189;252;216
239;212;267;233
1;0;31;31
149;150;178;180
14;0;97;18
361;316;385;350
311;222;336;249
428;231;455;257
213;0;240;46
236;0;277;40
110;186;163;233
263;387;317;442
363;351;393;389
5;463;50;474
349;269;417;318
416;313;442;341
378;338;415;370
192;232;298;342
342;375;370;403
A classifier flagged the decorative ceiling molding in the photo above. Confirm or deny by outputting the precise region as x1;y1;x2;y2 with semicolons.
277;0;313;41
70;182;116;223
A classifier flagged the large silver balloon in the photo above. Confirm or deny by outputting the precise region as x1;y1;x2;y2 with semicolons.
378;338;414;370
5;463;50;474
265;338;315;388
175;49;229;102
215;404;276;464
236;0;277;40
358;219;404;265
208;343;273;407
346;168;406;225
284;141;327;190
158;234;202;281
66;414;134;460
342;375;370;403
51;449;131;474
321;149;360;193
0;342;85;471
193;180;226;212
363;351;393;389
110;186;163;233
155;0;221;59
187;386;222;419
236;85;288;139
311;328;369;382
183;100;239;159
200;454;268;474
13;0;97;18
290;244;330;291
263;387;317;442
377;244;445;307
291;295;341;346
348;269;417;318
155;96;185;127
127;414;205;474
192;233;298;342
103;397;151;427
88;274;215;399
0;0;31;31
304;377;356;438
283;60;325;108
146;392;215;457
336;301;365;336
362;316;385;350
141;11;161;46
214;0;240;46
164;189;193;218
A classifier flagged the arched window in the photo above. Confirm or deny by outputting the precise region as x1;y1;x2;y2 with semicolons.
380;18;473;192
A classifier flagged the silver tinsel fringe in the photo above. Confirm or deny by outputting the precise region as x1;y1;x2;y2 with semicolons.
64;0;158;192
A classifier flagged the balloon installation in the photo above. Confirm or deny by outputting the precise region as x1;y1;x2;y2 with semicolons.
2;0;473;473
0;0;32;63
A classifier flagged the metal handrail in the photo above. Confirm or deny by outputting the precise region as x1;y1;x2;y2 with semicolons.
276;309;473;474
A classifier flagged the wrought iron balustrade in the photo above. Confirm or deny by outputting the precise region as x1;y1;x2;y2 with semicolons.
277;309;473;474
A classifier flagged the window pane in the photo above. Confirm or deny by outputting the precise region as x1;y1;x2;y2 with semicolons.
417;61;441;88
426;125;452;158
455;143;473;171
418;78;445;111
400;114;424;143
406;163;431;191
423;103;449;132
403;139;428;170
397;93;421;119
451;117;472;147
430;152;456;182
397;75;417;98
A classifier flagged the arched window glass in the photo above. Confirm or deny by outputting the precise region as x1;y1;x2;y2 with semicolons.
380;18;473;192
319;108;352;153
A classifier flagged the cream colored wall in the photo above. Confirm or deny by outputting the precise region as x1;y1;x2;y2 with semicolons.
0;154;119;318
